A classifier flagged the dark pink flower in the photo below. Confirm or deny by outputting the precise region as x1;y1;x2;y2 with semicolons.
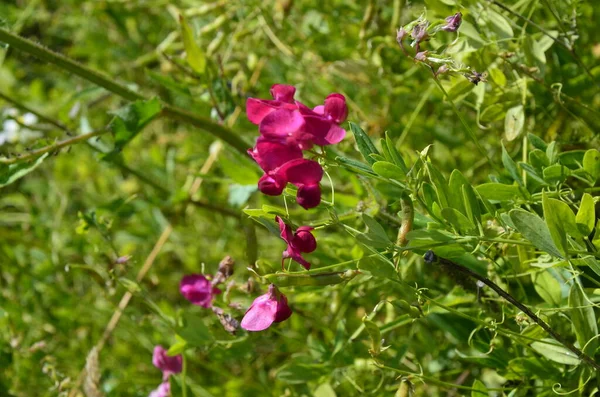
152;346;182;380
240;284;292;331
248;138;303;173
278;159;324;209
180;274;221;308
277;216;317;269
442;12;462;32
246;84;298;125
149;381;170;397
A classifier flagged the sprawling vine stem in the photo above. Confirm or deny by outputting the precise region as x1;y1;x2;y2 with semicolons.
424;250;600;372
0;27;251;155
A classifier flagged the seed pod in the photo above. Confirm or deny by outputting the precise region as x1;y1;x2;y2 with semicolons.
264;270;359;287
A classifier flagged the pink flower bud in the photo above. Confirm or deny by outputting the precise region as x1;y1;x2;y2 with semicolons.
442;12;462;33
152;346;182;380
277;216;317;269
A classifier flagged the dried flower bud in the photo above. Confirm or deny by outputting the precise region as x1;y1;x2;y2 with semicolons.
466;70;487;85
435;64;449;77
442;12;462;33
212;306;239;335
414;51;428;62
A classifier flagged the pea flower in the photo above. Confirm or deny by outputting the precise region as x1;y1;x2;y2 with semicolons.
277;216;317;269
152;345;182;379
240;284;292;332
411;22;429;52
149;381;170;397
180;274;221;308
442;12;462;33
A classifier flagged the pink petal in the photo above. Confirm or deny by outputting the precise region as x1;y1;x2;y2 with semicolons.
274;294;292;323
149;381;171;397
294;228;317;253
249;139;303;173
277;216;294;244
279;159;323;187
180;274;218;308
259;108;305;140
258;173;286;196
246;98;278;125
313;105;325;115
270;84;296;102
240;296;278;331
324;124;346;145
296;184;321;209
324;93;348;124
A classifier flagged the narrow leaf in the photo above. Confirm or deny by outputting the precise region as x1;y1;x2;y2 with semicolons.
180;15;206;74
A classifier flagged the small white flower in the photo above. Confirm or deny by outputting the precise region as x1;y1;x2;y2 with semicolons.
22;113;38;126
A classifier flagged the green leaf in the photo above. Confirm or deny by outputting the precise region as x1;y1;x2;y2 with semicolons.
385;132;408;172
487;9;514;39
109;98;162;152
476;183;521;202
501;143;523;186
530;339;581;366
546;141;559;164
314;383;337;397
167;337;188;356
593;221;600;251
471;379;488;396
527;133;548;151
362;214;391;244
441;207;476;235
0;153;48;188
372;161;406;180
543;164;571;184
509;209;563;258
542;192;581;254
447;169;469;215
426;162;449;207
180;15;206;74
529;149;549;169
576;193;595;236
178;312;213;347
358;255;396;279
532;270;561;306
335;155;376;176
569;283;598;355
349;122;379;165
583;149;600;182
462;184;481;226
518;162;547;185
504;105;524;141
363;317;382;356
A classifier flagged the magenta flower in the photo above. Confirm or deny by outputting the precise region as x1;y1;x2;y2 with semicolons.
247;85;347;151
152;345;182;380
240;284;292;331
442;12;462;32
149;381;170;397
246;84;298;125
277;216;317;269
278;158;323;209
180;274;221;308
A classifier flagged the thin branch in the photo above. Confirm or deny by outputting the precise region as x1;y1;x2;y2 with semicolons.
424;250;600;372
0;90;73;134
0;27;252;155
0;129;109;164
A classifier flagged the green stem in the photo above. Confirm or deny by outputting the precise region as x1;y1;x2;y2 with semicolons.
181;354;187;397
0;27;251;155
432;78;500;173
0;90;73;133
424;251;600;371
0;129;109;164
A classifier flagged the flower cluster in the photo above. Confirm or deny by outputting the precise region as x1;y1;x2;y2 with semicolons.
246;84;347;209
396;12;484;84
149;346;182;397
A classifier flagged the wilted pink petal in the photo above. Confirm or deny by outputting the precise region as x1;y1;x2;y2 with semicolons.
270;84;296;102
240;284;292;332
180;274;221;308
442;12;462;32
323;93;348;124
149;381;170;397
152;346;182;380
